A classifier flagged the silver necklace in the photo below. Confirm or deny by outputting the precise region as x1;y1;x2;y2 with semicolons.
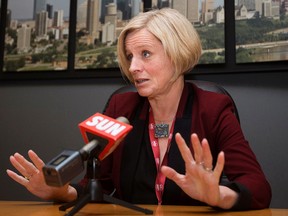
154;123;170;138
154;117;175;138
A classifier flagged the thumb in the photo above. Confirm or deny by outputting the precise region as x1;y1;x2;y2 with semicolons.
161;166;179;181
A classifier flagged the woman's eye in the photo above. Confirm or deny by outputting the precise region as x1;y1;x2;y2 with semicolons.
126;54;133;61
143;51;150;58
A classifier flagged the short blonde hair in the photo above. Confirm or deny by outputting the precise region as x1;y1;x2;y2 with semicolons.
117;8;202;82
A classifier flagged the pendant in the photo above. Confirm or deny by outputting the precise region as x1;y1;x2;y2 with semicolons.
155;123;169;138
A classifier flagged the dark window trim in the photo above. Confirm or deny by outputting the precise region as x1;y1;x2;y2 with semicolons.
0;0;287;81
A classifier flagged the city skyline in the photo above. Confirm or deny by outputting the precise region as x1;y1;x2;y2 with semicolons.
8;0;70;19
8;0;224;20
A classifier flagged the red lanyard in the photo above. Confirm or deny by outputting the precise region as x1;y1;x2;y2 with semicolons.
148;109;175;204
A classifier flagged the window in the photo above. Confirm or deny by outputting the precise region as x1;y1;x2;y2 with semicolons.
0;0;287;80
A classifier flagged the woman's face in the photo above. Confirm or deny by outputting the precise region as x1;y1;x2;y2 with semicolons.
124;28;176;99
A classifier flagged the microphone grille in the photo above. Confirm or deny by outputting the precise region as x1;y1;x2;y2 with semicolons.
116;116;130;125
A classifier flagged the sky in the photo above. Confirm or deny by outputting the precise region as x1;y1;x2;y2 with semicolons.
8;0;72;19
8;0;224;20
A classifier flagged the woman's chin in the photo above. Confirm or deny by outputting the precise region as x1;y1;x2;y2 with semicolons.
136;88;152;97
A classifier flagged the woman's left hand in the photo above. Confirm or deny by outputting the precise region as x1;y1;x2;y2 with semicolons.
161;133;237;209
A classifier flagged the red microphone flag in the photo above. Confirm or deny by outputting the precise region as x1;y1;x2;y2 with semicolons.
79;113;133;160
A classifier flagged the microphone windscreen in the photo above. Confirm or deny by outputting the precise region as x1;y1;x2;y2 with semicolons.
116;116;130;125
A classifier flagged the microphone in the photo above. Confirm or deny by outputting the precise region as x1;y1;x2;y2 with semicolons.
43;113;132;187
78;113;132;161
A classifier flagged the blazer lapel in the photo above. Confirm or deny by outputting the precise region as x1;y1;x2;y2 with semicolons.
120;99;149;201
163;83;194;203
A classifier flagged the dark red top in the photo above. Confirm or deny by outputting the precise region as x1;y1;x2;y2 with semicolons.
78;82;271;210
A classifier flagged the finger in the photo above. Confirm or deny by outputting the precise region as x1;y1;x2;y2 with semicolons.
6;169;29;186
175;133;194;163
28;150;45;170
213;151;225;178
9;154;28;177
12;152;38;177
191;133;203;163
202;138;213;171
161;165;183;183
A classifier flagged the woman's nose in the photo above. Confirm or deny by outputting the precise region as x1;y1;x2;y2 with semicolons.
129;57;142;73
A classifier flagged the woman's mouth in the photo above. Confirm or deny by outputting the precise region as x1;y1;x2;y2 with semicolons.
135;79;148;84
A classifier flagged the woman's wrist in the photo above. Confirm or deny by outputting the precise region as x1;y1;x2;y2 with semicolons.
216;185;239;209
50;185;78;203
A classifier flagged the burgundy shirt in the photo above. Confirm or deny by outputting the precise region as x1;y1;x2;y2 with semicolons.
78;82;271;210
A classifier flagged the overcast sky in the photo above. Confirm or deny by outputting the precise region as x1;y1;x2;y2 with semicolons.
8;0;75;19
8;0;224;20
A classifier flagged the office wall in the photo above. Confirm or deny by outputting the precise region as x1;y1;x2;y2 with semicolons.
0;72;287;208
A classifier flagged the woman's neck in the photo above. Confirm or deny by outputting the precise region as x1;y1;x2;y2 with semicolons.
149;78;184;123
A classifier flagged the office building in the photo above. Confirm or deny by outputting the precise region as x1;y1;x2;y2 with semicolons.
130;0;142;17
17;25;31;53
46;4;53;19
100;0;114;23
201;0;215;23
34;0;47;20
35;11;48;37
53;10;64;27
172;0;199;23
87;0;101;40
117;0;142;20
77;1;88;29
102;3;117;45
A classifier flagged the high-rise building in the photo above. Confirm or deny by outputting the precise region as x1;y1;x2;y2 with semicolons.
117;0;131;20
105;3;117;25
187;0;199;23
46;4;53;19
130;0;142;17
100;0;114;23
263;0;272;17
87;0;101;40
102;3;117;45
271;0;280;17
77;1;88;29
34;0;47;20
172;0;188;17
53;10;64;27
35;11;48;37
6;9;12;28
201;0;215;23
202;0;215;13
255;0;263;15
17;25;31;53
172;0;199;24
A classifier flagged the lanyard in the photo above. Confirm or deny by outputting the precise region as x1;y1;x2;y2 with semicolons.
148;109;175;204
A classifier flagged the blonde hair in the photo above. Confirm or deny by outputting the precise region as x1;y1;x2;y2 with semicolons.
117;8;202;82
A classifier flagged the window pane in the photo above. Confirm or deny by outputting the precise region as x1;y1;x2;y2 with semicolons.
156;0;225;64
235;0;288;63
4;0;70;72
75;0;144;69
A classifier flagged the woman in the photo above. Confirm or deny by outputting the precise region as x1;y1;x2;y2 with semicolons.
7;8;271;210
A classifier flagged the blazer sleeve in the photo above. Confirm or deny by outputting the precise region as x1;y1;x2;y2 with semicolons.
192;87;272;210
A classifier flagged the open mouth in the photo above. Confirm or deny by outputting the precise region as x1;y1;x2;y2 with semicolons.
135;79;148;84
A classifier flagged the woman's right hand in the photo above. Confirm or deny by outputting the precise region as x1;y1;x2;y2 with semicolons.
6;150;77;202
